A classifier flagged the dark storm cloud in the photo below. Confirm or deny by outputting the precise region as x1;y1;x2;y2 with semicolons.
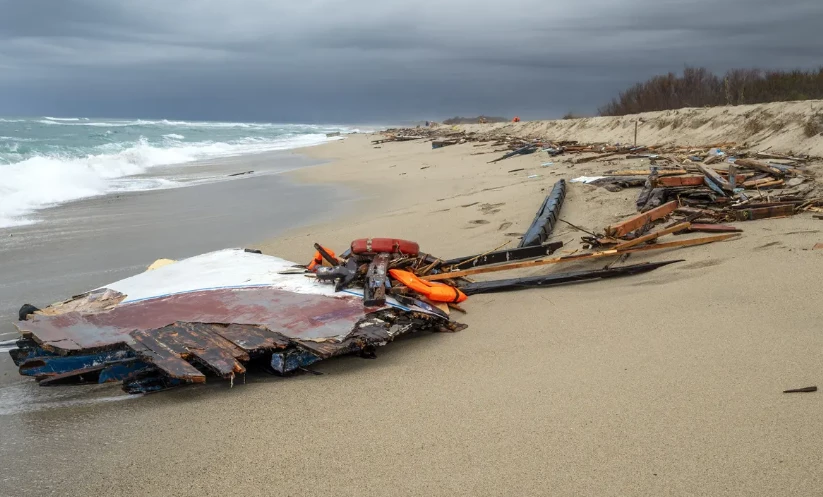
1;0;821;121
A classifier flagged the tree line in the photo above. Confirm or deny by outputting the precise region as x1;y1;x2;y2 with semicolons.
598;66;823;116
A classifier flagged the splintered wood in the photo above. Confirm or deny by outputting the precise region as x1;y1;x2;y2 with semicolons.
605;201;678;237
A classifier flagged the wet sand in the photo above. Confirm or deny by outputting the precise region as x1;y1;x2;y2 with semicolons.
2;132;823;496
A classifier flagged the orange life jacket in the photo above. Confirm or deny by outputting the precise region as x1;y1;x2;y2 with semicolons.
389;269;467;303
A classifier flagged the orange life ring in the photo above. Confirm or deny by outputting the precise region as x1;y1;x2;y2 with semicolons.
351;238;420;255
307;246;336;271
389;269;467;303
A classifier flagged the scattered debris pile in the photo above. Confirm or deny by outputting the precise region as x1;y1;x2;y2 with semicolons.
571;147;820;240
11;249;460;394
10;222;715;395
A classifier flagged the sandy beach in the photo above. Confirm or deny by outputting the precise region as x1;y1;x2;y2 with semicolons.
3;108;823;496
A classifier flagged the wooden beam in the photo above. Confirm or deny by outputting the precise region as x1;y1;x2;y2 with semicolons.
734;205;795;221
685;224;742;233
696;163;733;192
657;175;705;187
612;222;691;250
422;233;740;281
734;158;784;177
605;169;687;177
605;200;678;237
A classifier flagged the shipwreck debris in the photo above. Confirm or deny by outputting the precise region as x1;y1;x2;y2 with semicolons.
783;386;817;393
519;179;566;248
460;261;682;295
11;249;459;394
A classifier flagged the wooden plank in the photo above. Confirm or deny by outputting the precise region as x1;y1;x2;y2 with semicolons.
756;152;806;162
703;154;723;165
605;169;686;177
696;163;732;192
742;177;777;188
734;205;795;221
734;158;784;177
751;179;784;189
605;200;678;237
575;151;620;163
612;222;691;250
657;175;705;187
422;234;740;281
685;224;742;233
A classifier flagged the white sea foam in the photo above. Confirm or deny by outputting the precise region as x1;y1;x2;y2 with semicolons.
163;133;185;140
0;133;336;228
43;116;82;121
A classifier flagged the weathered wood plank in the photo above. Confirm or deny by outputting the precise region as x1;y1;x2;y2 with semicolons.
612;222;691;250
422;233;739;281
696;163;733;192
657;175;705;187
605;200;678;237
734;158;785;177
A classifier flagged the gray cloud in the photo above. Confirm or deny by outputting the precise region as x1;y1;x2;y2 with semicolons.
1;0;821;122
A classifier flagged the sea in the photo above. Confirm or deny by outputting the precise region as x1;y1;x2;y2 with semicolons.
0;116;363;228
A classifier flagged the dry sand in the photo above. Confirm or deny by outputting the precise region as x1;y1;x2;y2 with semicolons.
6;107;823;496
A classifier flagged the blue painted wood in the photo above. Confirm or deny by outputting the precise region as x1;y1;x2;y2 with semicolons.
18;349;134;377
8;341;58;366
270;349;320;374
98;360;151;383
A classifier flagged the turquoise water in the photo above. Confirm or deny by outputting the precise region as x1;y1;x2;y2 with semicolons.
0;117;360;228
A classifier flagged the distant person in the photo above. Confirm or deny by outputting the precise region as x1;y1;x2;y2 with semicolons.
512;116;521;123
425;121;430;127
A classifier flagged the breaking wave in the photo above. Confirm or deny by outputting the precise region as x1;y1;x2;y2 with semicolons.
0;128;348;228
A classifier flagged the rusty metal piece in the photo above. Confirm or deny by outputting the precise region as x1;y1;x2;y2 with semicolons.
363;253;389;307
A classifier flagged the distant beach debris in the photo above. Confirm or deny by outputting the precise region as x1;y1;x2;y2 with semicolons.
443;115;507;125
325;131;341;137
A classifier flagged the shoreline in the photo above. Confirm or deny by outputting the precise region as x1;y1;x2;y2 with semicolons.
3;126;823;496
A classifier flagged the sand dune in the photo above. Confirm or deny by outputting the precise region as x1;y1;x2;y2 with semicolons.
459;100;823;156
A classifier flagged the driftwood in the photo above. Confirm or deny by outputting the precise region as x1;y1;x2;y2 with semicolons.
422;233;739;281
605;201;678;237
734;158;785;177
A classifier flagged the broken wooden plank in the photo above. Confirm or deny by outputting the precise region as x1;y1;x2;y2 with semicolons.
684;224;742;234
733;204;795;221
575;151;620;163
756;152;806;162
422;233;739;281
612;222;691;250
696;163;733;192
605;200;678;238
703;154;723;165
747;179;784;189
734;158;785;177
605;169;687;177
657;175;705;187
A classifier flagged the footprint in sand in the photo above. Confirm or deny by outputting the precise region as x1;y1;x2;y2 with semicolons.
467;220;490;226
498;222;513;231
479;202;505;215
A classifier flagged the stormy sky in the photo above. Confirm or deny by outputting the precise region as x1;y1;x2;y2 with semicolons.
1;0;821;123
